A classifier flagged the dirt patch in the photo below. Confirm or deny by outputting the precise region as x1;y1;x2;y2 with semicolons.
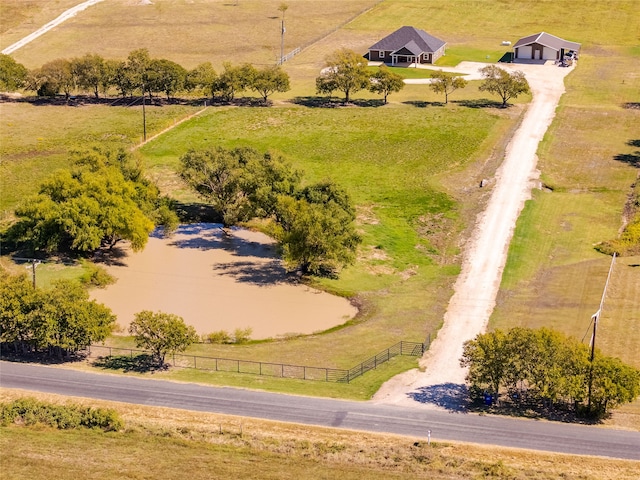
90;224;357;339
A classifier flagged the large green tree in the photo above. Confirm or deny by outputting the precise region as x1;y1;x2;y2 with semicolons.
12;148;176;254
213;62;255;101
369;66;405;104
316;48;370;103
0;54;28;91
129;310;198;366
429;70;467;104
146;58;187;99
0;273;115;357
179;147;299;226
251;65;290;102
185;62;217;96
0;274;39;352
71;53;108;98
33;58;75;98
274;181;360;276
479;65;530;107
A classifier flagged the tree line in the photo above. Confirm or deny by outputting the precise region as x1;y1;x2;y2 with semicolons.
0;49;291;102
460;327;640;417
1;49;529;107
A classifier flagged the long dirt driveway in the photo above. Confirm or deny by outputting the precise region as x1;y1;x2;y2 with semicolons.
373;61;574;408
1;0;104;55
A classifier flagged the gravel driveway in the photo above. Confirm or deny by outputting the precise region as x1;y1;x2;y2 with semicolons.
373;61;574;409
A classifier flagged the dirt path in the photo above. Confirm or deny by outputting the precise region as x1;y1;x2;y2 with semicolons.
2;0;104;55
372;61;574;408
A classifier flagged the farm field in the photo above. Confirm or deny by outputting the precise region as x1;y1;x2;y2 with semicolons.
1;0;639;430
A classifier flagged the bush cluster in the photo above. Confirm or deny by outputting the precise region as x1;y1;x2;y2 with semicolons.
202;327;253;344
0;398;123;431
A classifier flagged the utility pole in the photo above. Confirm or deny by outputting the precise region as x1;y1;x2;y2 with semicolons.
587;253;616;411
31;259;37;288
278;3;288;65
142;89;147;142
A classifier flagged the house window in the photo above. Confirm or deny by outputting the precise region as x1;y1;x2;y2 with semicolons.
379;50;385;59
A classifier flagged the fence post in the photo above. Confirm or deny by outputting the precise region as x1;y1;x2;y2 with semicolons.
173;353;175;366
194;356;197;369
215;358;218;371
109;347;112;356
260;362;262;376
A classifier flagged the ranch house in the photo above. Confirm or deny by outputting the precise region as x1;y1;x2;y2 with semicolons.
513;32;581;61
368;26;446;65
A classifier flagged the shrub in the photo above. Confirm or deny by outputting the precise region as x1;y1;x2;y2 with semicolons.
79;262;116;288
202;330;232;344
233;327;253;344
0;398;123;431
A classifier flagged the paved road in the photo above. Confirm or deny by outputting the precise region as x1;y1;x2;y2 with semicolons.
2;362;638;460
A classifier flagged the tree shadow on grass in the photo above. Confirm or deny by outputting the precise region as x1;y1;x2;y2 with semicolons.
613;139;640;168
351;98;386;108
452;98;505;109
403;100;444;108
291;96;341;108
407;383;470;412
92;354;165;373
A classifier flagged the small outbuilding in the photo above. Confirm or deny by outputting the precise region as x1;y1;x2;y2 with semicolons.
368;26;446;65
513;32;581;61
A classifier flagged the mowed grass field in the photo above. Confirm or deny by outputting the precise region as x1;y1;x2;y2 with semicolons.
2;389;639;480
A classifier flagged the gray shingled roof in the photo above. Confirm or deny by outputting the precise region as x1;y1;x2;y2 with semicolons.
369;26;446;54
513;32;581;52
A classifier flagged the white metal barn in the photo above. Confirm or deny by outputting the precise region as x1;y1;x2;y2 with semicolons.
513;32;581;61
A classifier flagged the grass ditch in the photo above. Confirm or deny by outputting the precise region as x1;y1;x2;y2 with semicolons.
1;389;638;480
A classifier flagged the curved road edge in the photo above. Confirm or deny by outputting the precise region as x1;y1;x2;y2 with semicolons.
1;362;638;461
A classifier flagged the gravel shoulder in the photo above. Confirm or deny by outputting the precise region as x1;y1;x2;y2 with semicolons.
372;61;574;409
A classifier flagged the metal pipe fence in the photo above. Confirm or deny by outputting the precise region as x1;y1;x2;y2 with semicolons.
86;338;429;384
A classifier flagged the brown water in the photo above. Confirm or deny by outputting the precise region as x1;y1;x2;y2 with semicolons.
90;224;357;339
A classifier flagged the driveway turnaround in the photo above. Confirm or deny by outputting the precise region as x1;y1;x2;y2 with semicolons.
2;362;639;460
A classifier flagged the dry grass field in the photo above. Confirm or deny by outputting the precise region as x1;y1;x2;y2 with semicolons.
2;388;639;480
3;0;381;69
